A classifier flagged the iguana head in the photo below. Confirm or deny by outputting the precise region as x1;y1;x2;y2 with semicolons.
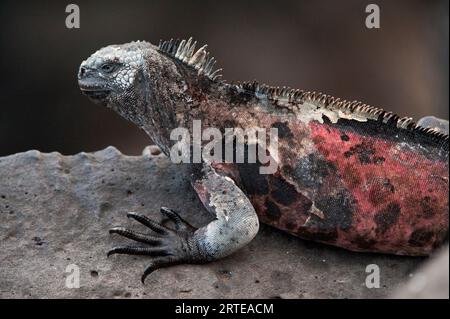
78;38;224;152
78;38;222;111
77;41;151;110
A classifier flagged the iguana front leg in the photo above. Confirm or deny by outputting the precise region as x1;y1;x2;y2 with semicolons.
108;163;259;283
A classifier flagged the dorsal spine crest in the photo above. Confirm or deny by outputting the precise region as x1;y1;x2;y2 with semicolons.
157;38;448;145
158;37;223;81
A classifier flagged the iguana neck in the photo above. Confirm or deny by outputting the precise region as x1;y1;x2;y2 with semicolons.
123;51;228;156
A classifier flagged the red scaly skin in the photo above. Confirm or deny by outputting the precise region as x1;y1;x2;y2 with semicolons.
306;121;448;255
206;111;448;256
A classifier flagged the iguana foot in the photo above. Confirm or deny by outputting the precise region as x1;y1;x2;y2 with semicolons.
108;207;201;283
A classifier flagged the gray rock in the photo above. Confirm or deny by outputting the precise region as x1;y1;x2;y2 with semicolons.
0;147;429;298
392;246;449;299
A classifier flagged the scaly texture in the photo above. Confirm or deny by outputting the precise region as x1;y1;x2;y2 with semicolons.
77;38;449;281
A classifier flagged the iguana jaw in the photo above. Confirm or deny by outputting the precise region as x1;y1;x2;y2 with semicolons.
78;70;112;104
79;85;111;103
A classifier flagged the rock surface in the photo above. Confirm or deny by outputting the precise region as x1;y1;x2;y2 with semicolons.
0;147;443;298
393;246;449;299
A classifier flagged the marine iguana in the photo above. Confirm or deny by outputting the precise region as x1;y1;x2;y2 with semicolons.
78;38;449;283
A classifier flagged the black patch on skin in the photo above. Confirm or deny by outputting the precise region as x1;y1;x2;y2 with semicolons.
227;86;254;105
271;122;293;139
285;221;297;231
282;165;294;176
313;191;355;231
350;143;375;164
265;199;282;221
374;202;401;234
238;163;269;195
344;143;385;165
357;149;372;163
330;118;448;160
297;227;339;243
291;153;337;190
419;196;435;219
340;134;350;141
299;196;313;214
269;176;298;206
352;235;377;249
188;163;206;182
322;114;332;124
198;76;215;94
432;229;448;249
409;229;434;247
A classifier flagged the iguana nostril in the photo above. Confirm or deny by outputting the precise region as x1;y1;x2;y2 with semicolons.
78;66;87;79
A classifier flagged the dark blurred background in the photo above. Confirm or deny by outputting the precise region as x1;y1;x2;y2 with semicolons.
0;0;448;156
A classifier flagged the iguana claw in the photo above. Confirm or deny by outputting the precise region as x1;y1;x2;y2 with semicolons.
108;208;200;284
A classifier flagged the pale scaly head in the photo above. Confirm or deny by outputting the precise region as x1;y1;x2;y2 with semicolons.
78;38;226;153
78;41;151;110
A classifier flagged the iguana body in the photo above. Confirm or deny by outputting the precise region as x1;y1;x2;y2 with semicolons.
78;38;449;282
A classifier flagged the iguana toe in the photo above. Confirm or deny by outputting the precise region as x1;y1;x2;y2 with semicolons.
160;207;197;232
108;208;202;284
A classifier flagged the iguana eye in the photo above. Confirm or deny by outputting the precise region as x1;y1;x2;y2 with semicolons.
100;63;117;73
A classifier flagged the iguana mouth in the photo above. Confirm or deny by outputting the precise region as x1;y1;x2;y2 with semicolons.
80;89;111;100
79;82;111;100
78;76;111;100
